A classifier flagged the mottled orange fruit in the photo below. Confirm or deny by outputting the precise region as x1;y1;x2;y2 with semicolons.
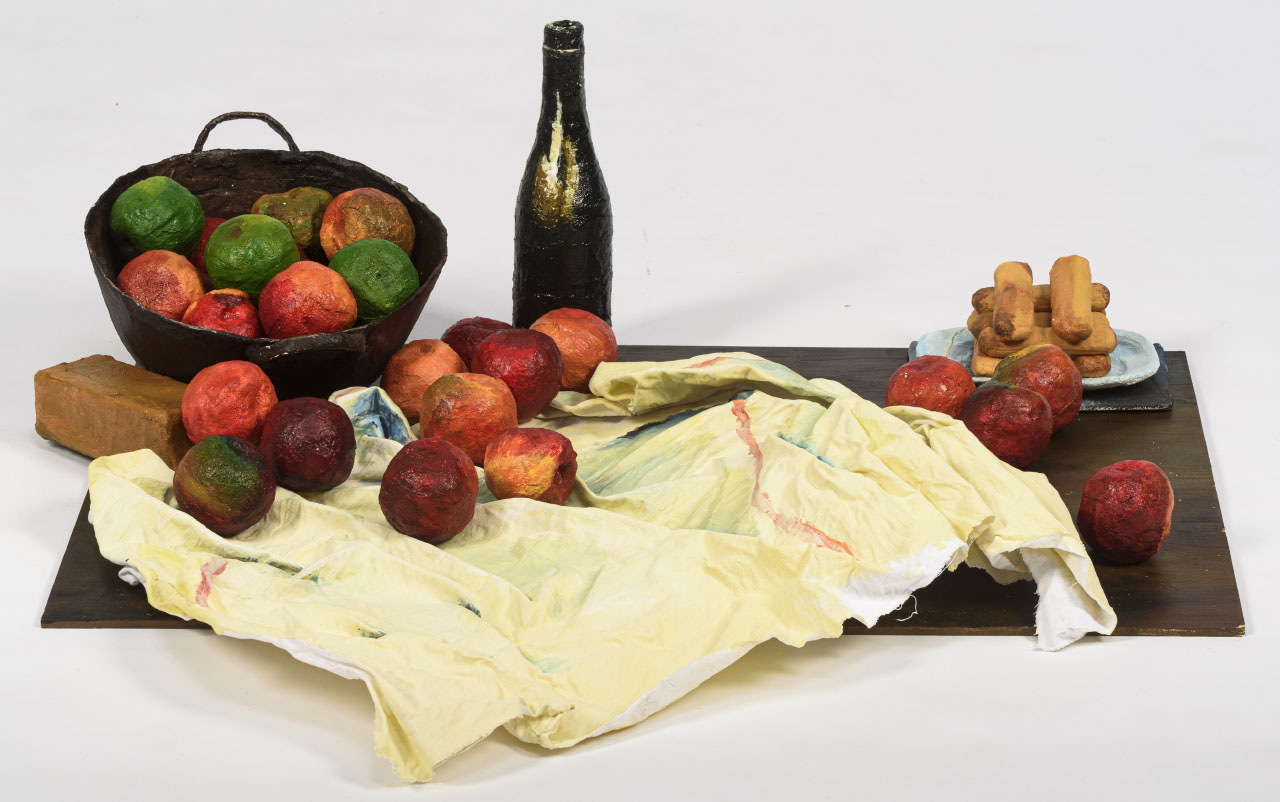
257;261;358;339
419;373;518;465
530;307;618;392
118;250;205;320
319;187;416;259
182;288;263;338
381;339;466;423
483;427;577;505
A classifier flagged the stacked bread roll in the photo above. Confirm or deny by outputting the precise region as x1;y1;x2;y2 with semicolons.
967;256;1115;378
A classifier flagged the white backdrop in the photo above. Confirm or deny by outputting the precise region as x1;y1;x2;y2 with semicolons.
2;1;1276;798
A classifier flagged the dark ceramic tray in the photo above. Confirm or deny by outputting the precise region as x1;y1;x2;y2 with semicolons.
42;346;1240;637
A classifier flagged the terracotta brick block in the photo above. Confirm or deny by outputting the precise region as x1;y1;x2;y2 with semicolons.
35;355;193;468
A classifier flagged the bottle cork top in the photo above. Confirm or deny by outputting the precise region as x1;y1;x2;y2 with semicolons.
544;20;584;51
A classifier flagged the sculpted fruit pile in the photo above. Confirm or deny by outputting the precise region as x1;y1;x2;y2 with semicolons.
171;307;617;549
886;352;1173;563
110;176;420;337
174;360;357;535
967;255;1116;378
376;308;616;540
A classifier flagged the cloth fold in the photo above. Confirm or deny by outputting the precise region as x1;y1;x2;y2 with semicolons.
88;351;1114;782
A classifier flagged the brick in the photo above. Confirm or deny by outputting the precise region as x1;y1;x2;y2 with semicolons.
35;355;193;468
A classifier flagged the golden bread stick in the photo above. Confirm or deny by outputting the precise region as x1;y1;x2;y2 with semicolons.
1050;255;1094;344
971;348;1002;377
992;261;1034;342
1073;354;1112;378
968;310;1050;337
977;312;1117;357
972;283;1110;313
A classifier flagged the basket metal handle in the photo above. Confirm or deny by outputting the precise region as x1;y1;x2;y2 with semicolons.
192;111;300;153
245;327;368;364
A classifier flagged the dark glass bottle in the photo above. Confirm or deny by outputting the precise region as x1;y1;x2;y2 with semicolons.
513;20;613;327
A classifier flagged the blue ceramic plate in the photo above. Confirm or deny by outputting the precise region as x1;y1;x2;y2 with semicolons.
910;328;1161;390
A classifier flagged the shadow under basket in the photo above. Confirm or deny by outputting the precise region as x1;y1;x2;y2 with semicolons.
85;111;448;399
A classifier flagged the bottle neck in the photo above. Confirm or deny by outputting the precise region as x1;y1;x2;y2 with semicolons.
540;47;589;131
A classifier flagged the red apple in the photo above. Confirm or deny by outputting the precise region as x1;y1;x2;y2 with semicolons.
885;355;975;418
1078;460;1174;563
181;360;278;443
959;380;1053;468
992;343;1083;432
483;427;578;505
378;437;478;543
471;329;564;422
118;250;205;321
182;288;264;338
188;217;225;287
257;261;358;339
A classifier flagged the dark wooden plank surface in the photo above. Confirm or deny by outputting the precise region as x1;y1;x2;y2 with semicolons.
43;346;1244;637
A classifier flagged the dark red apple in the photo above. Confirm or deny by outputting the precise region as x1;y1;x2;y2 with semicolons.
885;355;975;418
483;427;577;505
259;398;356;491
992;343;1083;432
471;329;564;422
959;380;1053;468
441;316;514;366
188;216;225;288
378;437;478;543
1078;460;1174;563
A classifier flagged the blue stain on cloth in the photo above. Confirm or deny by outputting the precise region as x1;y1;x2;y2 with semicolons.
329;386;416;445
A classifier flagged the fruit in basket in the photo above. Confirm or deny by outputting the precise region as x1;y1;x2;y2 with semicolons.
530;308;618;393
182;360;278;443
991;344;1083;432
203;214;300;299
1078;460;1174;564
319;187;416;259
188;217;225;287
471;330;564;422
252;186;334;260
419;374;518;465
110;176;205;256
173;434;276;536
257;261;358;339
328;238;420;322
441;316;514;366
378;437;478;543
380;339;466;423
119;250;205;321
259;398;356;491
483;427;578;505
959;381;1053;468
181;288;263;338
118;250;205;321
885;355;975;418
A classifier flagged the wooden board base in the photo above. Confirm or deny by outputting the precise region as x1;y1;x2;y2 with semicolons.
42;346;1244;637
